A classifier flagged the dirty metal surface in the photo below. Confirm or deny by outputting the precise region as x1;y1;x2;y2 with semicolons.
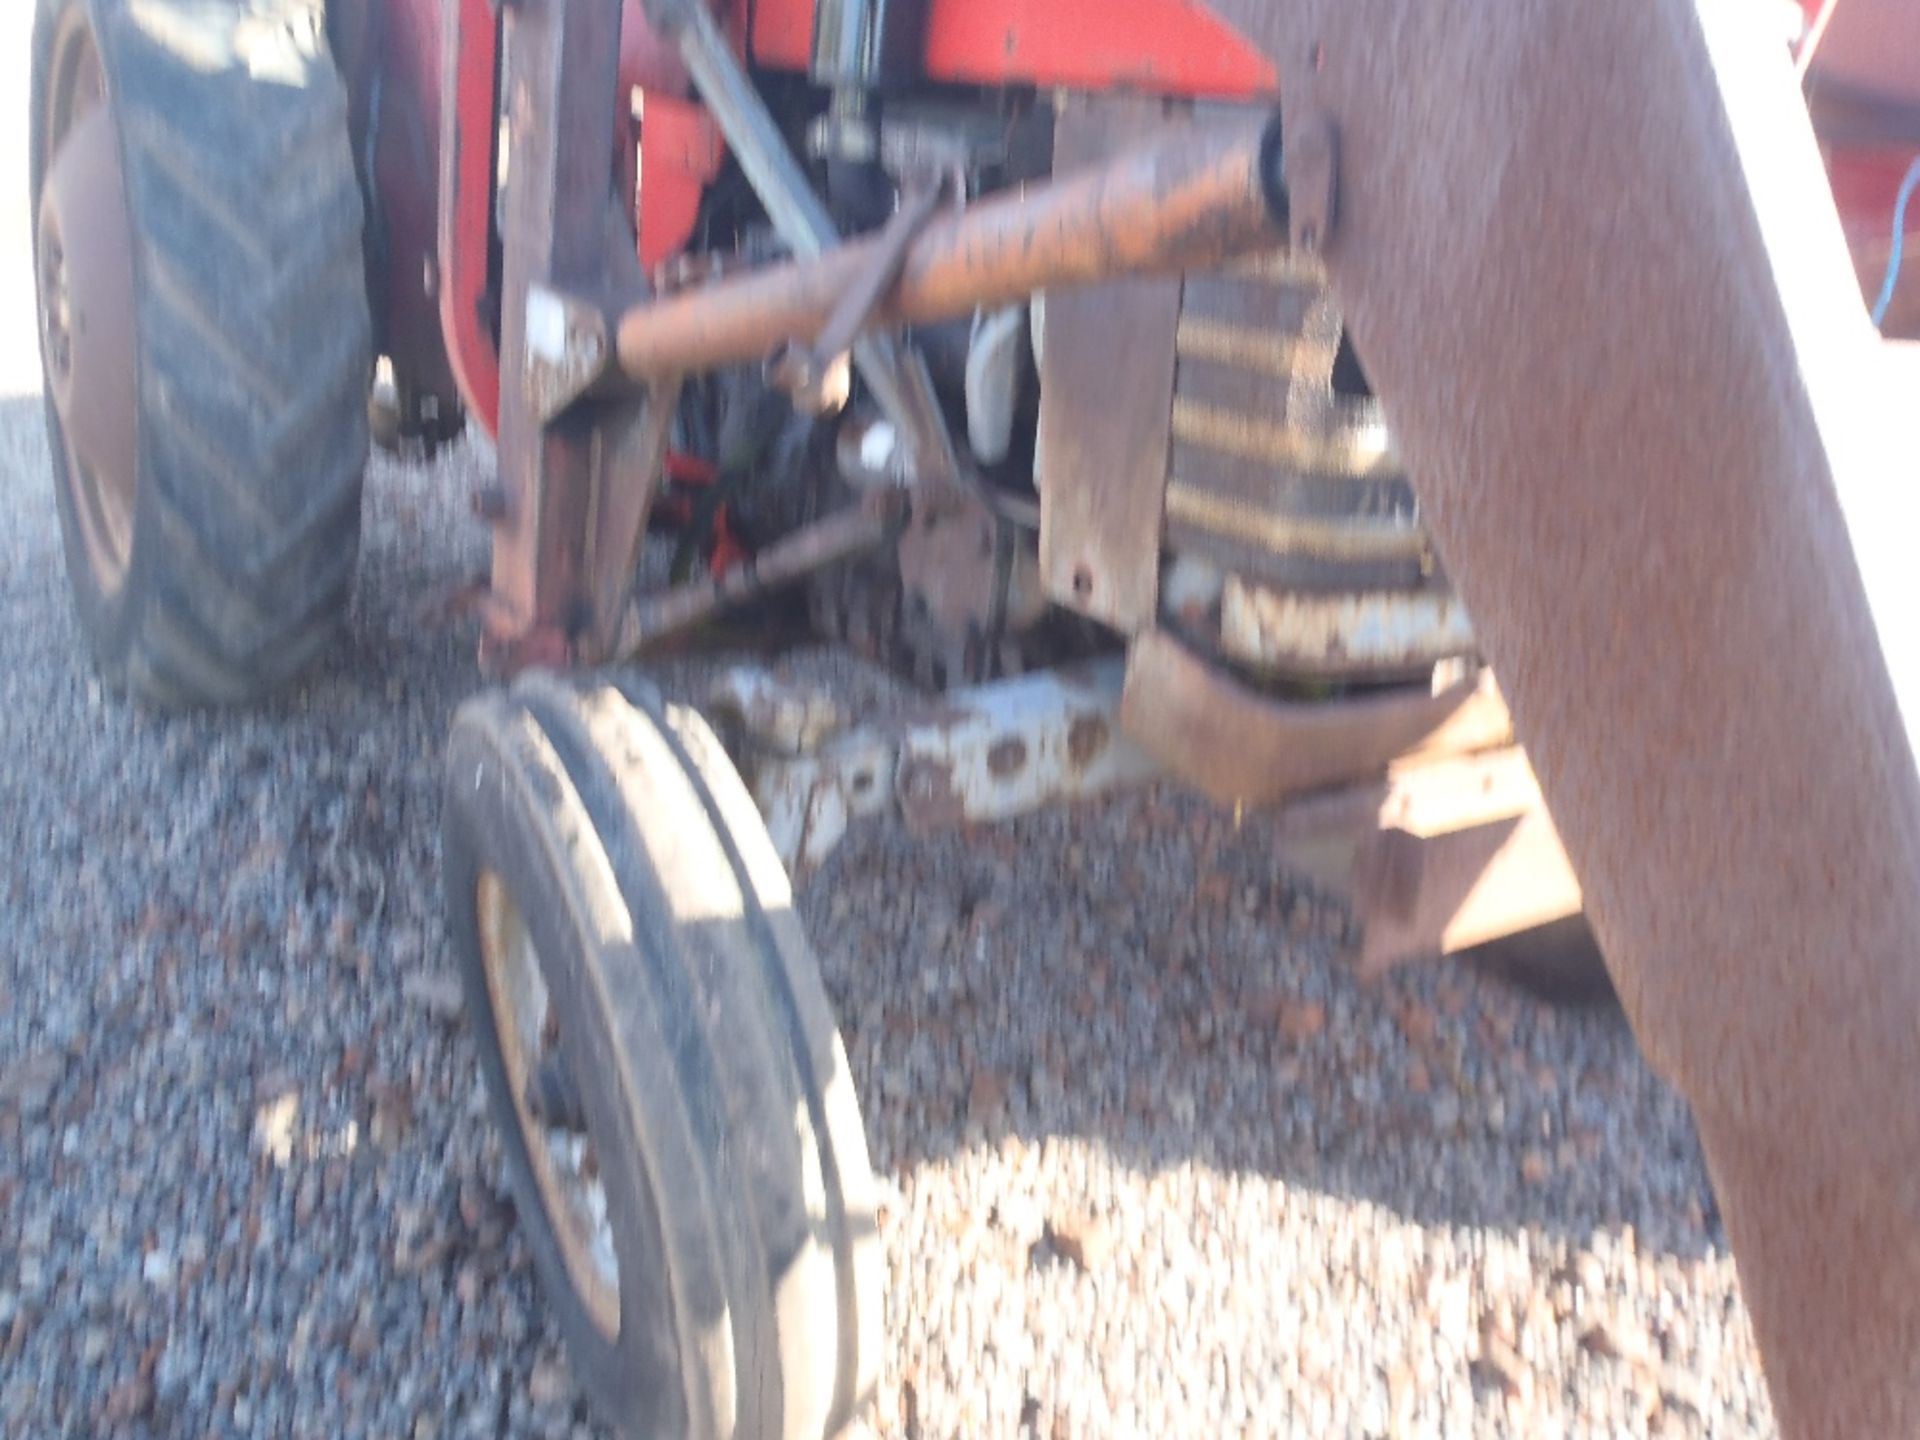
708;669;848;757
1213;1;1920;1428
1164;235;1429;597
714;661;1159;874
519;284;613;426
1350;799;1581;977
618;497;901;658
892;483;1045;687
770;177;954;416
1278;740;1545;843
581;378;681;661
614;110;1284;381
1034;95;1186;632
655;0;958;481
486;0;628;669
1279;745;1582;976
892;664;1157;833
1117;628;1510;807
1219;577;1473;679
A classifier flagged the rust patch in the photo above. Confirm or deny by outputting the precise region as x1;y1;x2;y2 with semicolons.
1119;627;1510;806
896;757;964;831
986;737;1029;778
1067;715;1109;771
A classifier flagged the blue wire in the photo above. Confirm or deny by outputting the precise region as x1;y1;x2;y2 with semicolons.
1870;156;1920;328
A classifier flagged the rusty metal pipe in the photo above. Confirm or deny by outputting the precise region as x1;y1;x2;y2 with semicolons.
614;498;901;658
614;112;1285;380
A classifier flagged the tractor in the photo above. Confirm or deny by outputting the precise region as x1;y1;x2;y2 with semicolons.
28;0;1920;1434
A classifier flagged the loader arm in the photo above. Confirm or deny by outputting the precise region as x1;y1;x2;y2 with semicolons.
1206;1;1920;1432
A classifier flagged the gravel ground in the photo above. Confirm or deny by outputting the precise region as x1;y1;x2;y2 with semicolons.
0;422;1782;1440
0;12;1776;1434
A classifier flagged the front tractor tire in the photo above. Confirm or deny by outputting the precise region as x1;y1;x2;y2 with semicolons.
443;676;882;1440
30;0;371;705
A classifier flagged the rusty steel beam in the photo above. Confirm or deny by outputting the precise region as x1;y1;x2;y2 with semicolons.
1353;806;1581;970
1212;0;1920;1430
1341;750;1582;976
486;0;632;670
613;112;1286;380
1117;628;1513;807
1266;744;1585;977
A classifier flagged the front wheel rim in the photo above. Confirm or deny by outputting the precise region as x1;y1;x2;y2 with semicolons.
475;870;623;1340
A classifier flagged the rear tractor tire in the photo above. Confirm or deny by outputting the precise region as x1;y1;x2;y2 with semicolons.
443;675;882;1440
30;0;371;705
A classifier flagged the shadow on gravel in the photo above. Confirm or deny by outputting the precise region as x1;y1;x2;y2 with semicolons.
0;426;580;1434
800;787;1727;1266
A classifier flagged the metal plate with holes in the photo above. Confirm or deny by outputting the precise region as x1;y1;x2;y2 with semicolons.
714;661;1159;874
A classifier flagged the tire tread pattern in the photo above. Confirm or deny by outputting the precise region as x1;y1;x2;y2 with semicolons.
35;0;371;704
443;679;879;1440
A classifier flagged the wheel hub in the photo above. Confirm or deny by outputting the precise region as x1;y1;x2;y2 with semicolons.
40;240;74;384
37;13;139;593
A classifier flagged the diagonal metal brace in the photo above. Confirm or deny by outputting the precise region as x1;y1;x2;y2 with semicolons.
644;0;960;481
767;178;953;415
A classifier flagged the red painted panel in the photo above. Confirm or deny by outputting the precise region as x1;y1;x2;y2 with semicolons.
926;0;1277;97
1826;146;1920;338
750;0;814;70
750;0;1277;100
638;96;726;272
437;0;502;433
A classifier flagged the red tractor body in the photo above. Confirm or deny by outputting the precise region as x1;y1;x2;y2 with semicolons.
327;0;1919;454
